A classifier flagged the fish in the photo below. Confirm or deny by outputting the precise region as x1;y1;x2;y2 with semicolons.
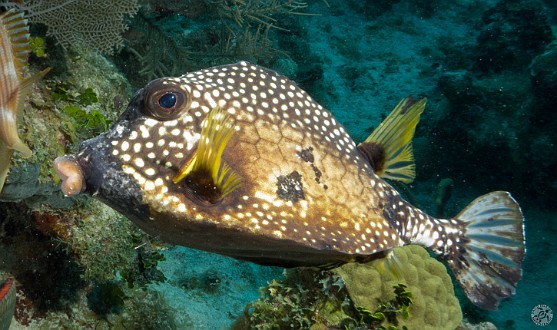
0;278;16;330
54;61;525;310
0;9;50;193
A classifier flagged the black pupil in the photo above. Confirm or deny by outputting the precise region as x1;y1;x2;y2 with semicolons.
159;93;177;109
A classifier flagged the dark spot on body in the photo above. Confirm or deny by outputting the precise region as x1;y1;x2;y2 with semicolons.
311;164;322;183
298;146;325;186
381;194;409;231
298;147;314;163
276;171;305;203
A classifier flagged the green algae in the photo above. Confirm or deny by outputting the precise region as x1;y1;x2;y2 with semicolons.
29;36;46;58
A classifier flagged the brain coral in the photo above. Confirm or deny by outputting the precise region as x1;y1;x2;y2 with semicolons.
334;245;462;330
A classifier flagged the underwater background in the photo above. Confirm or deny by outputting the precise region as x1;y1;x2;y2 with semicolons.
0;0;556;329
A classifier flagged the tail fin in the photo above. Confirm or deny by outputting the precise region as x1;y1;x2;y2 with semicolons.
434;191;525;310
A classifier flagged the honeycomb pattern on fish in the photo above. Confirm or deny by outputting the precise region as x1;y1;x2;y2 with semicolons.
106;62;401;256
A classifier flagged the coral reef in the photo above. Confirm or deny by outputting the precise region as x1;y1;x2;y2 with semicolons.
241;245;462;329
474;0;553;73
0;17;175;326
0;0;555;328
335;245;462;330
238;268;351;329
0;40;130;206
457;320;497;330
0;197;176;327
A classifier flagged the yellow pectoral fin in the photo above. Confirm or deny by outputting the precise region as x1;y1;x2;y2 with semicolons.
173;154;196;184
173;107;242;202
360;96;426;184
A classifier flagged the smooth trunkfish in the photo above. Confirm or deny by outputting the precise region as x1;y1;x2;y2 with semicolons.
55;61;525;311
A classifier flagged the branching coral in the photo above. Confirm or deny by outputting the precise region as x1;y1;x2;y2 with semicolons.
239;269;352;329
211;0;308;30
209;0;309;60
124;10;192;83
119;0;310;84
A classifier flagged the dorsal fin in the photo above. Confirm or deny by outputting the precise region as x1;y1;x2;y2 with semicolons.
0;9;30;75
358;96;426;184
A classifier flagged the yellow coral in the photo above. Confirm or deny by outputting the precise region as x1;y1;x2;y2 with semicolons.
334;245;462;330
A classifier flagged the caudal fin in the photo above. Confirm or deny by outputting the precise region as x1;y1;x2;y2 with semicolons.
440;191;525;310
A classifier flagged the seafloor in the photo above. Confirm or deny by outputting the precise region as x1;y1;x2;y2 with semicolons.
1;0;556;329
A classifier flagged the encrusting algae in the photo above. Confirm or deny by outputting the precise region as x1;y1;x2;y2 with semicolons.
0;9;49;193
55;61;525;311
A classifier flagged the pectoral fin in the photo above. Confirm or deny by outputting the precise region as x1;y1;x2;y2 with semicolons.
174;107;242;204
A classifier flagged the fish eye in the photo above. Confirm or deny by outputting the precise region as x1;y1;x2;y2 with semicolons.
159;92;177;109
144;79;191;120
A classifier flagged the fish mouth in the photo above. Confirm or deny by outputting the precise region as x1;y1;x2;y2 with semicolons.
53;135;116;197
54;155;85;197
54;134;148;222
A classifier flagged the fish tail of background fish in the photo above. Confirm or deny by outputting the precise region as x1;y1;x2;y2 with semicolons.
0;278;16;330
398;191;525;310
